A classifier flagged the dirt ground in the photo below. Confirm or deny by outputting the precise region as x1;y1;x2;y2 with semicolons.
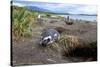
12;18;97;66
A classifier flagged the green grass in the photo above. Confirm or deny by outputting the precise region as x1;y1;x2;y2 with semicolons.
12;6;38;40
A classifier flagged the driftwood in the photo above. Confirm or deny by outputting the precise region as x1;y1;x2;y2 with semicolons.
65;21;74;25
64;16;74;25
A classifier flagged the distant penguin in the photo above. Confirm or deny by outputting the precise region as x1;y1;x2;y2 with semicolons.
38;14;41;18
40;29;60;47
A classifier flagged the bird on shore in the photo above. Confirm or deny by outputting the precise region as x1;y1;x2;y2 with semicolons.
40;29;60;47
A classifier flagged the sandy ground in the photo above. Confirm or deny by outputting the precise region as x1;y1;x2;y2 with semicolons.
12;18;97;66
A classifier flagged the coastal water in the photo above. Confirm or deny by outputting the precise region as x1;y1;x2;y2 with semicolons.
63;15;97;21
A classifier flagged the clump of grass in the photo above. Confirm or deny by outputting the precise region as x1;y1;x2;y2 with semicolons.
47;42;61;53
60;35;81;48
12;6;37;40
58;35;81;56
46;13;51;18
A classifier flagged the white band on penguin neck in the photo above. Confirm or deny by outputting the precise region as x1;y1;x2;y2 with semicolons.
43;36;52;41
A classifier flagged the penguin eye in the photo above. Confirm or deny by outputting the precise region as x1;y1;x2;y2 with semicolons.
47;38;50;42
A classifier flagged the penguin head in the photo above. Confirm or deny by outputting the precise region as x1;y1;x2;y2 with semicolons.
40;36;53;47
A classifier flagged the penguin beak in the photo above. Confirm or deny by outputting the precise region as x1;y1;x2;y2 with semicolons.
41;38;51;47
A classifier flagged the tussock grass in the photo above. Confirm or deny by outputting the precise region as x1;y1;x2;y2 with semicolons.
58;35;81;56
12;6;38;40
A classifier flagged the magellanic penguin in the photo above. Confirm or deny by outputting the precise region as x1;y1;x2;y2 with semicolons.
40;29;60;47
